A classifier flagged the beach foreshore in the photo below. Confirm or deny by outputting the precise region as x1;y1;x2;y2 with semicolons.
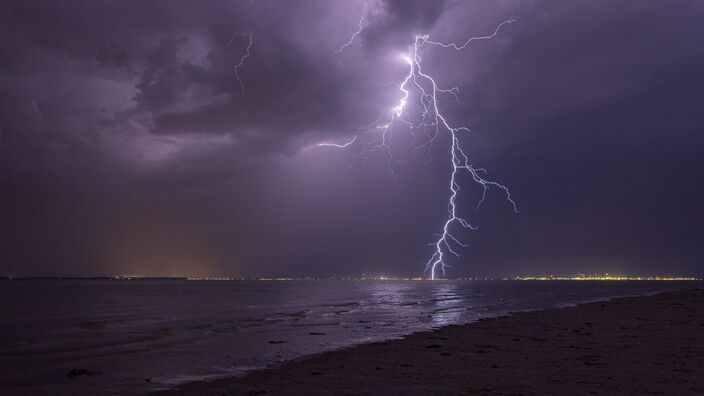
155;289;704;395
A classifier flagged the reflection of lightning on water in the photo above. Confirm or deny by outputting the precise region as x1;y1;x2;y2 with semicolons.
323;11;519;279
225;32;254;96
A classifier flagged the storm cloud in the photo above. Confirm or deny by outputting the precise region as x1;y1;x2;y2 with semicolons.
1;0;703;277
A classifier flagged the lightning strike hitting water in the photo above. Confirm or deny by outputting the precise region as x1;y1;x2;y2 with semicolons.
326;15;519;279
225;32;254;96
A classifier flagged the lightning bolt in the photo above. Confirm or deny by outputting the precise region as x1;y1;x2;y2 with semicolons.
317;135;357;148
335;2;367;54
422;18;516;50
322;14;519;279
225;32;254;96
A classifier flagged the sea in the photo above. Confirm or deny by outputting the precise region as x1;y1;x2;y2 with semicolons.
0;279;701;395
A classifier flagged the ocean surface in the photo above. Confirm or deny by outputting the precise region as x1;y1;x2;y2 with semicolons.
1;279;700;395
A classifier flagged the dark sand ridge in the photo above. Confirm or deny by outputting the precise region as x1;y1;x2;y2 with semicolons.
155;289;704;395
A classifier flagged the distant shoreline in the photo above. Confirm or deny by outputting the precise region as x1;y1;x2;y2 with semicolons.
2;276;700;281
155;288;704;396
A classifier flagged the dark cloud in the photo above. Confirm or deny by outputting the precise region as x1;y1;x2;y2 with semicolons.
363;0;448;49
0;0;702;277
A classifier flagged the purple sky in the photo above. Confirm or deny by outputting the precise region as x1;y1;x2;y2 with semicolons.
1;0;703;277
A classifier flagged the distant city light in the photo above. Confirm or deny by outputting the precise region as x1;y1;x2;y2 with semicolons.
101;274;704;282
514;274;699;281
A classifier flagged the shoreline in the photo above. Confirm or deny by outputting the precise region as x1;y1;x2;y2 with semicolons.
149;286;689;389
154;288;704;395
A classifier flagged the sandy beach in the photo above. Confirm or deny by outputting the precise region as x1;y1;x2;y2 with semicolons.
155;289;704;395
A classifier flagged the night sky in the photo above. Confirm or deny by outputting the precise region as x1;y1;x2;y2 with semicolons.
1;0;703;278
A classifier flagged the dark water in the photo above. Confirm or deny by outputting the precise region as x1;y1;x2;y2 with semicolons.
1;279;701;395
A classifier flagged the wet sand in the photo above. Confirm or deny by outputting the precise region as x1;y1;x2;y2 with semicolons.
156;289;704;395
